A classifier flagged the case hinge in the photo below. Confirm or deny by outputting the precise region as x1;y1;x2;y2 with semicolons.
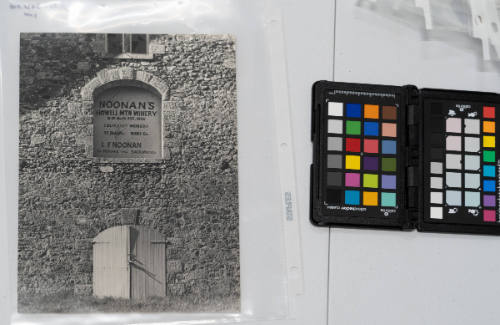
404;87;421;227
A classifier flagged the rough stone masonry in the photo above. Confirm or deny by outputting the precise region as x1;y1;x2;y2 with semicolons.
18;33;239;310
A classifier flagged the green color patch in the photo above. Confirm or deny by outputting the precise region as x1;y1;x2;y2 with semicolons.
382;157;397;172
346;120;361;135
484;150;496;163
363;174;378;188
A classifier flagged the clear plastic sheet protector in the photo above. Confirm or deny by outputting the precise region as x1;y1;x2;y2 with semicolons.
0;1;302;324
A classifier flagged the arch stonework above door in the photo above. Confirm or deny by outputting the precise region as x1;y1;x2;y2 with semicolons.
81;68;169;101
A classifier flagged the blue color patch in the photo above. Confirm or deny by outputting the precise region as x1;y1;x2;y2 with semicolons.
346;103;361;118
382;140;396;154
484;180;496;192
364;122;379;136
484;165;495;178
345;190;360;205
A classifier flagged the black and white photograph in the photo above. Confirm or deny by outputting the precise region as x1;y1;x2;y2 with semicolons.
17;33;239;313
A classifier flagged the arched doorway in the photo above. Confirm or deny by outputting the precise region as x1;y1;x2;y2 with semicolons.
92;225;166;299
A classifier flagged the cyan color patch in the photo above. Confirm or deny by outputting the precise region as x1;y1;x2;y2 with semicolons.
346;103;361;118
484;180;496;192
364;122;379;136
381;192;396;207
345;190;360;205
381;140;396;154
484;165;495;177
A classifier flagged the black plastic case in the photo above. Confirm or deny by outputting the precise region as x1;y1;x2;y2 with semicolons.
311;81;500;235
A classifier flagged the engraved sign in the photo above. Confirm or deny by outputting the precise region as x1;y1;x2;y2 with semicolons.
93;86;161;159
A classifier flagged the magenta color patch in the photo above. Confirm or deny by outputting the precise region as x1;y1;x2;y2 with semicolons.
484;210;496;222
345;173;360;187
484;195;496;207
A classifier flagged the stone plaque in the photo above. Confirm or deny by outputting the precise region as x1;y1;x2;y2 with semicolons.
93;86;162;159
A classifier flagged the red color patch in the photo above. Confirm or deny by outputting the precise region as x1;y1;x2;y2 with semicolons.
484;106;495;119
346;138;361;152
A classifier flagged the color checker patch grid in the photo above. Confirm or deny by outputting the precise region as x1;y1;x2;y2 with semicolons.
483;107;497;222
326;102;397;208
429;105;497;223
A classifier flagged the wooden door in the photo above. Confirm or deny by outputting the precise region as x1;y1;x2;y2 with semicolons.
129;226;166;299
92;225;166;299
92;225;130;299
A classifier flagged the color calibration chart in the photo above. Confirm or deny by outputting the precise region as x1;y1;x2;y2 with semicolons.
427;101;498;224
325;100;398;211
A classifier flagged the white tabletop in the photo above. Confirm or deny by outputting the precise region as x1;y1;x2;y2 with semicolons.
328;1;500;325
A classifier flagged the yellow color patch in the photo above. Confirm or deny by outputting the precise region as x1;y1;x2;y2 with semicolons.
483;136;495;148
363;191;378;206
345;155;360;170
364;104;379;119
484;121;495;133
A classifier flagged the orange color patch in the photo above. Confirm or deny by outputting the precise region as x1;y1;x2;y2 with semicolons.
364;104;379;119
363;191;378;206
484;121;495;133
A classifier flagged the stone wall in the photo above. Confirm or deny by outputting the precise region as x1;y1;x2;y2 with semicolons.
18;33;239;310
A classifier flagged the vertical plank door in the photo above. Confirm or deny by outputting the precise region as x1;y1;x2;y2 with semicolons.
92;225;130;299
129;225;166;299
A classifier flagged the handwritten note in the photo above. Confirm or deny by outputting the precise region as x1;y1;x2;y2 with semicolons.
8;1;66;19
